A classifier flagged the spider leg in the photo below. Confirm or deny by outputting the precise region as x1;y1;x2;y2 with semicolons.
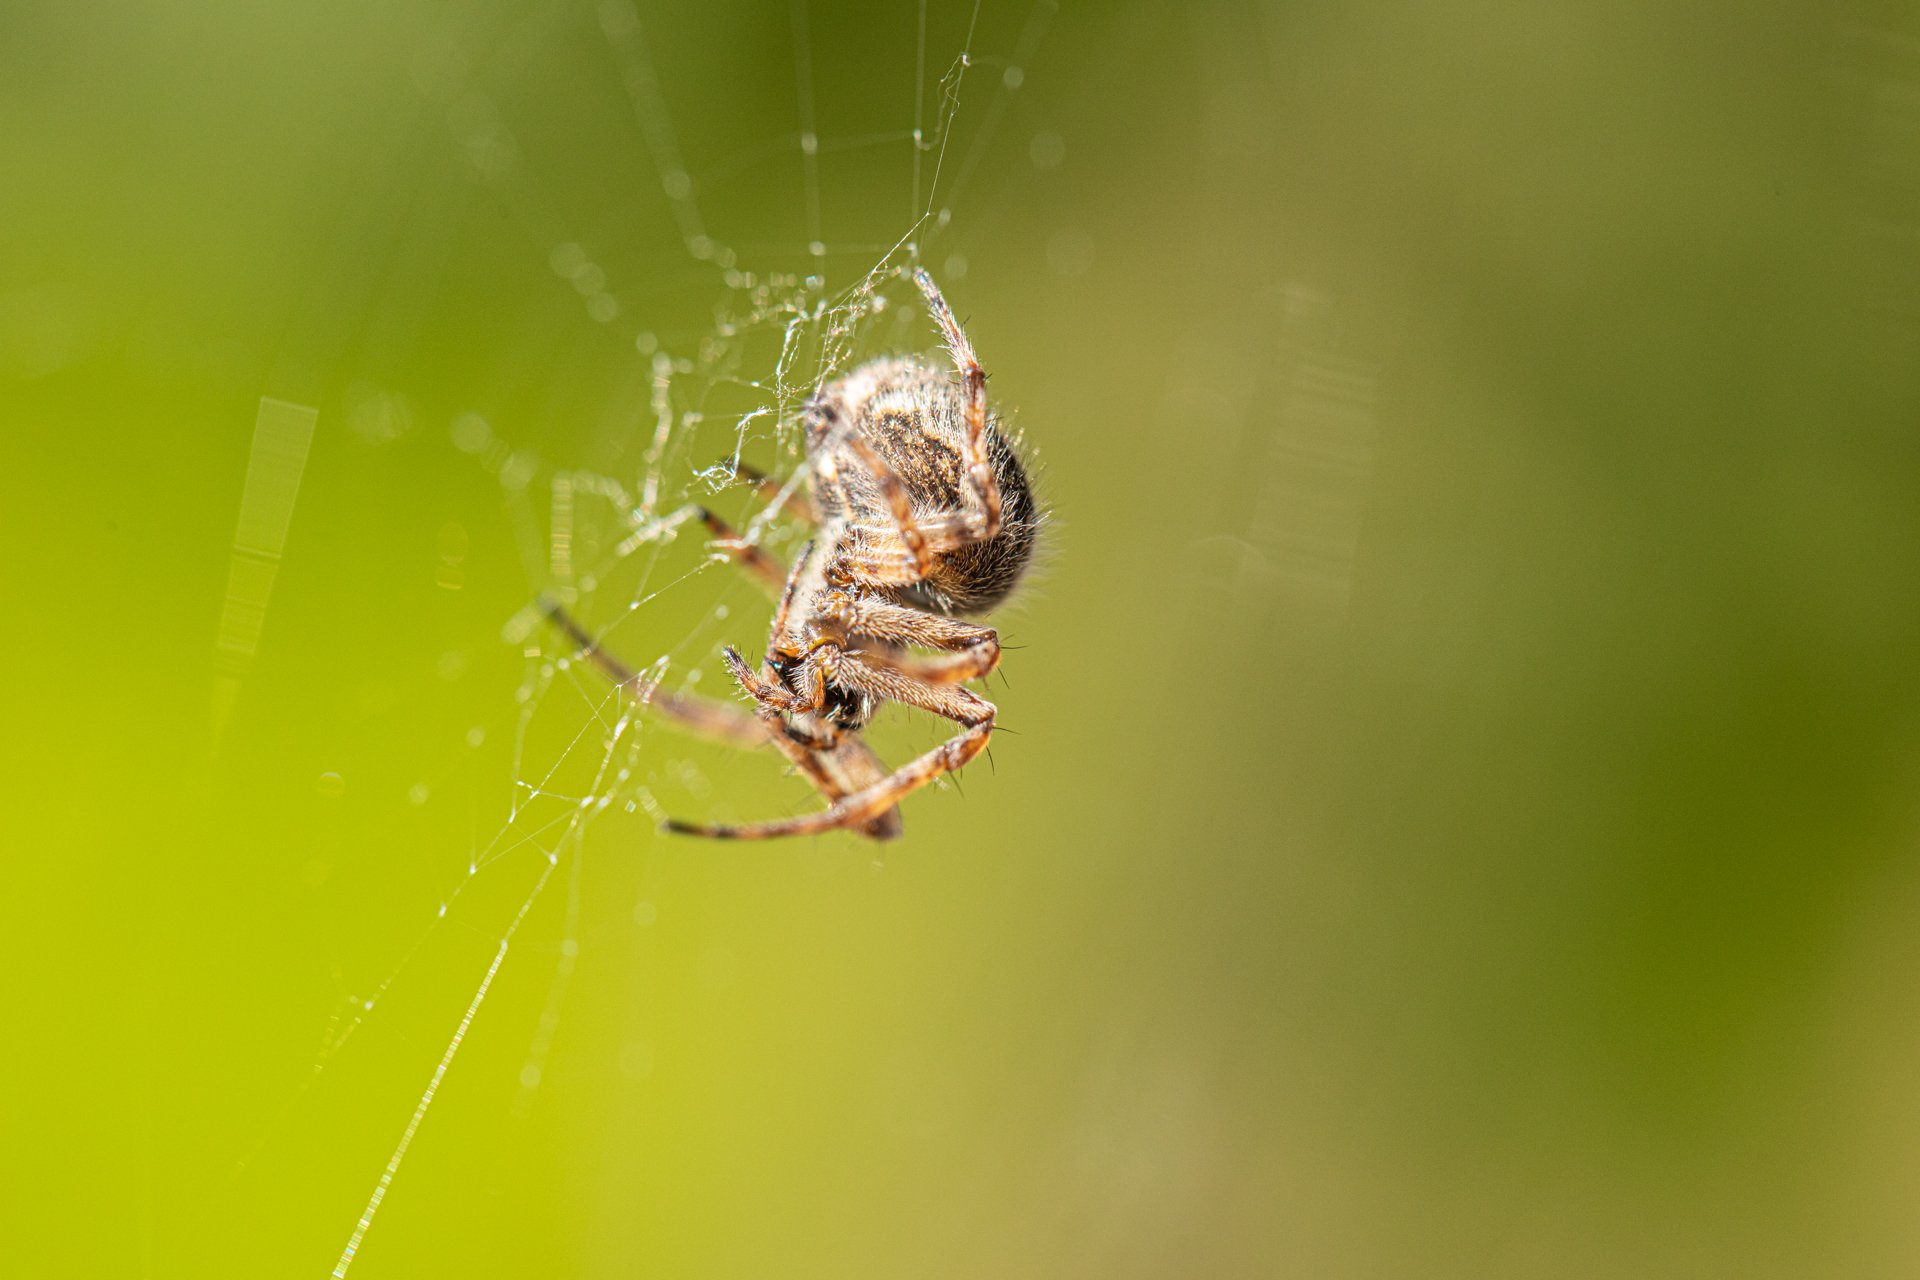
692;505;786;593
726;459;815;526
664;720;991;840
750;707;900;840
540;598;768;748
829;653;996;725
914;268;1002;543
837;433;937;576
849;645;998;685
541;599;902;839
744;702;902;840
790;729;906;840
825;539;926;588
818;594;1000;684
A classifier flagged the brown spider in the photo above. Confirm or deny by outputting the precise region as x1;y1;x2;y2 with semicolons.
544;269;1039;840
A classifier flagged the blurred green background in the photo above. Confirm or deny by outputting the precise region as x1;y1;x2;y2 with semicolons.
10;0;1920;1275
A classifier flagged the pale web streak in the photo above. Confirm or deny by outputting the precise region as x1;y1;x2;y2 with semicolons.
211;397;317;752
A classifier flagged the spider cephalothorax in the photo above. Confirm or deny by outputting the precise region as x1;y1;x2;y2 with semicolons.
546;269;1039;840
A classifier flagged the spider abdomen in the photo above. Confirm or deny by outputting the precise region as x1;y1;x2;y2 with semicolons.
807;357;1038;617
898;456;1036;615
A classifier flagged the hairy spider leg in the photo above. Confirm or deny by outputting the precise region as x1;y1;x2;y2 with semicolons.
829;654;994;724
723;643;830;717
840;433;936;577
817;593;1001;684
914;267;1002;543
665;719;992;840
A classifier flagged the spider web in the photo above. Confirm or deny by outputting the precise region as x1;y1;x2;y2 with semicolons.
207;2;1058;1273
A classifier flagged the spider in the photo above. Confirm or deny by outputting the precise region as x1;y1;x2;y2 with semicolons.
544;269;1039;840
